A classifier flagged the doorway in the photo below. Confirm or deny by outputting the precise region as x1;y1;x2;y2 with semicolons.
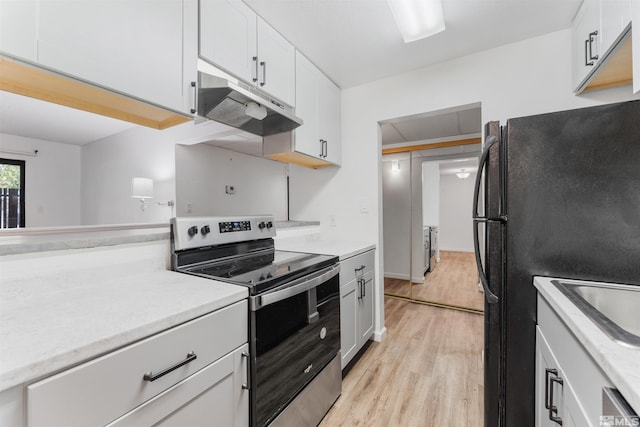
380;103;484;313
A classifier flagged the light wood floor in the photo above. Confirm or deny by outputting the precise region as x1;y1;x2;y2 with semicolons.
320;297;484;426
384;251;484;312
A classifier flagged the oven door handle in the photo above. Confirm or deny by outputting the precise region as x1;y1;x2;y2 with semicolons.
251;264;340;310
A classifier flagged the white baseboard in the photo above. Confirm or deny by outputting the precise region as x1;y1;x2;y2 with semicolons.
373;327;387;342
384;272;409;280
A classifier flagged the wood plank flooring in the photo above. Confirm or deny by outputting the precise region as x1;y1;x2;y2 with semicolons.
319;297;484;426
384;251;484;312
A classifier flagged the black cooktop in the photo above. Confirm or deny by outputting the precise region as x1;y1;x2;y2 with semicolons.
181;249;338;295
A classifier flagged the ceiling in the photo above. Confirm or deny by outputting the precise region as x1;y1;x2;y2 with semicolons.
0;0;581;146
0;91;135;145
380;104;481;146
245;0;582;88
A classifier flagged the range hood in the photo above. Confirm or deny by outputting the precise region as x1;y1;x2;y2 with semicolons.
197;60;302;137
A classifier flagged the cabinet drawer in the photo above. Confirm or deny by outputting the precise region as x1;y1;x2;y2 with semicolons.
340;250;375;287
27;300;248;427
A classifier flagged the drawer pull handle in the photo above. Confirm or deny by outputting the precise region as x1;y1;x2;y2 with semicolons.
544;368;558;410
241;351;251;390
354;265;366;273
143;351;197;382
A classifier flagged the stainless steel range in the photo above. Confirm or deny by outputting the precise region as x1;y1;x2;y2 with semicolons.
171;216;341;427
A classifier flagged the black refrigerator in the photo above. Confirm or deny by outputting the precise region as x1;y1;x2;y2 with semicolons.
472;99;640;427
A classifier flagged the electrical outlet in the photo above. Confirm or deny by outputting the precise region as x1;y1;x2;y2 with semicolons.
186;203;193;214
225;185;235;194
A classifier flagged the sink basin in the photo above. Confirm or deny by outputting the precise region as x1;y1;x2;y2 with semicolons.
552;280;640;348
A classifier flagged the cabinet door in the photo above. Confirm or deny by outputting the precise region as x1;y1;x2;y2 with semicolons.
572;0;600;90
536;328;565;427
183;0;199;116
199;0;257;85
340;279;358;369
632;0;640;94
0;0;37;61
599;0;631;55
294;52;321;159
107;344;249;427
37;0;184;112
256;17;295;106
317;73;342;165
358;270;374;344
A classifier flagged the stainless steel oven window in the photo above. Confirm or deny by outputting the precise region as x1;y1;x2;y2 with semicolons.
250;272;340;427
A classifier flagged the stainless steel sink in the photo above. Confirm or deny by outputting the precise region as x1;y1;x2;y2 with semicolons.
552;280;640;348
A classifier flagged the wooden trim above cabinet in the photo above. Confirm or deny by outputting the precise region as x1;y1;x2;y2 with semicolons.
381;137;482;154
265;151;333;168
0;56;191;130
581;32;633;93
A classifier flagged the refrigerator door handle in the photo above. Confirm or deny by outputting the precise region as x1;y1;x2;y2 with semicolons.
472;135;500;304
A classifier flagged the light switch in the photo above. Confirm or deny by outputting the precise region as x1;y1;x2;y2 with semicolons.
359;198;369;213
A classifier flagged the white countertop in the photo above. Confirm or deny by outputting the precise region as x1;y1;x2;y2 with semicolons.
275;237;375;260
0;243;247;392
534;276;640;414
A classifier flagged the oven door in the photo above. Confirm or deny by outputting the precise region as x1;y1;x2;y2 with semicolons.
249;264;340;427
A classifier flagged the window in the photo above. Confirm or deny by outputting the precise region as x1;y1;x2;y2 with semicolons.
0;158;26;228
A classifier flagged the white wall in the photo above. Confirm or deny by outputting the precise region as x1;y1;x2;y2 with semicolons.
175;143;288;219
381;154;410;279
81;126;177;225
439;173;476;252
289;28;640;339
0;133;81;227
80;119;271;225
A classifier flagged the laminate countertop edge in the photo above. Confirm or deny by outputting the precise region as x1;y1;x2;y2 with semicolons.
0;269;247;392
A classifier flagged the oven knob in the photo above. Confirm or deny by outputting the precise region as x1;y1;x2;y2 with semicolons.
201;225;211;235
258;222;266;229
187;226;198;237
266;221;273;229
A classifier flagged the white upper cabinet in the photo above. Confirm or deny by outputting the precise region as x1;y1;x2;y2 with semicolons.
294;52;320;158
199;0;295;106
573;0;601;89
282;51;340;166
36;0;187;113
572;0;632;93
199;0;258;85
317;72;342;165
632;0;640;94
256;17;295;107
0;0;37;61
599;0;631;53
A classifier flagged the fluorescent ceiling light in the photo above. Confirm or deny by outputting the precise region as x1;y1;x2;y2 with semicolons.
387;0;446;43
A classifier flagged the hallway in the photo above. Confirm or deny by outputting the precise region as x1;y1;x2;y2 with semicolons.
320;297;484;426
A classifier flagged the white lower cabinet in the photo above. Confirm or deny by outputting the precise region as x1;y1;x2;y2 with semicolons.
340;249;375;369
536;328;590;427
536;295;612;427
26;300;248;427
107;344;249;427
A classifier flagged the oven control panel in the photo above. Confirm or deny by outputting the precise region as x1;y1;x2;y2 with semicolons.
171;215;276;251
219;221;252;233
